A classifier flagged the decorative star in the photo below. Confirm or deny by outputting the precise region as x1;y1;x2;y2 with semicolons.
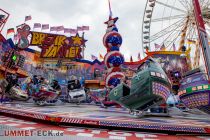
72;34;83;46
104;17;118;27
81;38;88;46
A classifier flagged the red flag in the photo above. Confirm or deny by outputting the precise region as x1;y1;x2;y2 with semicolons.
56;26;64;31
42;24;49;30
77;26;83;31
82;26;89;30
50;26;57;31
33;23;41;28
25;15;32;21
130;56;133;62
160;44;165;51
137;53;141;60
154;43;161;49
99;53;104;60
91;55;98;60
7;28;15;34
69;29;78;34
172;43;176;51
64;28;71;33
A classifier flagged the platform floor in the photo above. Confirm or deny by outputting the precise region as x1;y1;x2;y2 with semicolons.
0;101;210;134
1;115;210;140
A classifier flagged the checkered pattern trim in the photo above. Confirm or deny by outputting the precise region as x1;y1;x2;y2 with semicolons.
33;114;46;120
0;109;28;116
61;118;83;123
99;121;206;133
181;92;209;108
0;107;47;120
0;105;208;134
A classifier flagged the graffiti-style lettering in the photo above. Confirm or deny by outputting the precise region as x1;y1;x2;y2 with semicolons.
30;32;86;59
54;36;66;47
31;32;47;45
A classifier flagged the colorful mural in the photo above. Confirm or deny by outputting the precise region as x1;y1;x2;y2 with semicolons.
30;32;86;59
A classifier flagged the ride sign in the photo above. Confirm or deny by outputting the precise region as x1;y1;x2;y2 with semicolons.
30;32;87;59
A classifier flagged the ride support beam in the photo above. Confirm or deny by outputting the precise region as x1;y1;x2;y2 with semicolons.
193;0;210;81
178;16;189;51
193;42;200;68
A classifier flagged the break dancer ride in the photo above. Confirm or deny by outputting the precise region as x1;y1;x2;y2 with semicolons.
109;58;171;116
103;0;171;115
1;0;210;136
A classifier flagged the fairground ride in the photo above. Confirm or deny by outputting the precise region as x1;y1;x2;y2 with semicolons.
142;0;210;70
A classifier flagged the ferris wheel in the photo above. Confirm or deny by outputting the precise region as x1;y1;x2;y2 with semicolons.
142;0;210;68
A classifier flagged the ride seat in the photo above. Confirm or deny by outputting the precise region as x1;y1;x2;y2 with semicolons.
1;79;8;88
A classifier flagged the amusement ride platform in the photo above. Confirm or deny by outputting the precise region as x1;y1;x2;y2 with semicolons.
0;102;210;135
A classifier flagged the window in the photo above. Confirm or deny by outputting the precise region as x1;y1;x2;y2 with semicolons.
203;85;209;89
161;74;165;79
192;77;201;82
192;87;197;91
156;73;161;77
150;72;166;80
151;72;156;76
197;86;202;90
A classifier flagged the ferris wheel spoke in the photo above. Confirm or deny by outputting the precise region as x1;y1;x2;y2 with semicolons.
201;0;209;8
185;23;195;42
165;27;185;48
150;25;183;42
167;30;184;50
163;29;182;49
184;0;193;10
158;28;181;50
202;2;210;9
150;27;183;43
161;23;184;44
150;18;185;41
205;19;210;24
188;23;197;39
151;14;186;22
156;1;187;13
204;19;210;25
200;0;205;6
177;0;191;11
207;23;210;28
142;0;208;53
207;1;210;7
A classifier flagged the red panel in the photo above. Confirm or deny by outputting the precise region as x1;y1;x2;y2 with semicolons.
193;0;210;81
0;33;6;42
82;120;99;125
193;0;206;30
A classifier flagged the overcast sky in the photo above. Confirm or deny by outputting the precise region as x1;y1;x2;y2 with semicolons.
0;0;146;61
